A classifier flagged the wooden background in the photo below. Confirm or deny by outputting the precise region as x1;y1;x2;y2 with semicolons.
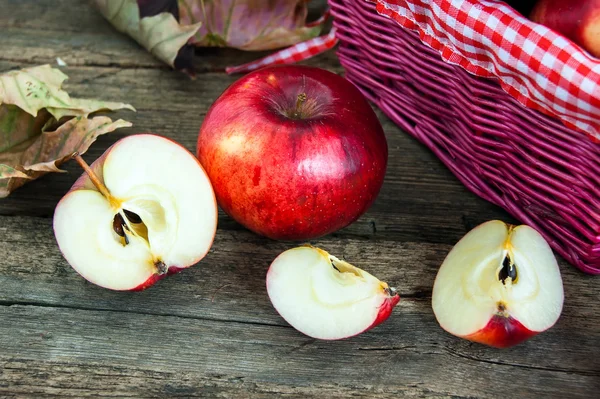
1;1;598;397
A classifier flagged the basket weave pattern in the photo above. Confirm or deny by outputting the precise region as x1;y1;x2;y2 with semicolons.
330;0;600;274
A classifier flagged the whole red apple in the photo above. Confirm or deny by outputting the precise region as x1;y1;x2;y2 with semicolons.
197;65;387;240
531;0;600;58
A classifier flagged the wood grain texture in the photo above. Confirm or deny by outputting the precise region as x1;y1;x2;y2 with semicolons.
0;0;599;398
0;215;599;397
1;304;598;399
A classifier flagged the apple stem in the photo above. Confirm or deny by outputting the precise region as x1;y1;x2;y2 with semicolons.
71;152;118;207
295;93;307;117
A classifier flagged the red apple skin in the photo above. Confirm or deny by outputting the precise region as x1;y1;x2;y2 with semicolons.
54;134;217;291
282;294;400;341
130;266;185;291
465;315;538;348
367;294;401;331
332;294;400;340
531;0;600;57
197;65;387;241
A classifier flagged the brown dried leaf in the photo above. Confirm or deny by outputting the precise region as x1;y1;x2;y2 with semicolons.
0;65;134;197
0;117;132;198
178;0;322;51
94;0;202;70
0;64;135;119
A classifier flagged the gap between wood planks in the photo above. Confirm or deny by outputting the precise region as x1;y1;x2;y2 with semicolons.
0;56;245;75
0;359;471;399
1;303;597;380
0;299;289;328
0;57;170;70
0;293;432;323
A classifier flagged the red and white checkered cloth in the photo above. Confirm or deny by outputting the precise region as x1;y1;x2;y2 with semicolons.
228;0;600;141
376;0;600;141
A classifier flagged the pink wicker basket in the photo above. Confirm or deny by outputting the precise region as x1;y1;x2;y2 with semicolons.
329;0;600;274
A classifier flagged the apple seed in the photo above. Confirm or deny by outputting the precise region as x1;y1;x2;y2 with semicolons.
112;213;129;245
123;209;143;224
123;212;149;242
113;214;125;237
499;254;518;285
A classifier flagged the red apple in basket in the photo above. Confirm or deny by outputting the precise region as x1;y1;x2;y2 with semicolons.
53;134;218;291
432;220;564;348
267;245;400;340
196;65;388;241
531;0;600;58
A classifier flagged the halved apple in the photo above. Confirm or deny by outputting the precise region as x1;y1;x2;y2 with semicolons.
432;220;564;348
53;134;218;291
266;246;400;340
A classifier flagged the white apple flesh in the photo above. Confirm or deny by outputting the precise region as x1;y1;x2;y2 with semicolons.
53;134;218;291
266;246;400;340
432;220;564;348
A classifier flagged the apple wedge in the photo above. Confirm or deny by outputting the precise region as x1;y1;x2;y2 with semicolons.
432;220;564;348
266;246;400;340
53;134;218;291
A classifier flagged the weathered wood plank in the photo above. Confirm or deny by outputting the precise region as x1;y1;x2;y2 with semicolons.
0;214;598;389
0;304;598;398
0;359;414;399
0;61;512;246
2;1;598;397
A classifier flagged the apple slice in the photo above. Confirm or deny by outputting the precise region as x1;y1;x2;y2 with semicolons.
53;134;218;291
266;246;400;340
432;220;564;348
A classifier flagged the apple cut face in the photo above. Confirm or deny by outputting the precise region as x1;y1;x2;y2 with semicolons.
432;220;564;348
266;246;400;340
53;134;217;291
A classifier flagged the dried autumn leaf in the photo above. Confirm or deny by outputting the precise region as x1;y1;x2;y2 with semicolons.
94;0;202;74
0;65;135;197
0;65;134;119
0;117;132;198
178;0;322;50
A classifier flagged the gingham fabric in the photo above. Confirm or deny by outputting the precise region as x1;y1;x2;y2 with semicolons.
376;0;600;141
228;0;600;141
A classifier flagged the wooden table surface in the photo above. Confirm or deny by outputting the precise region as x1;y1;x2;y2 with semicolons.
1;1;599;398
